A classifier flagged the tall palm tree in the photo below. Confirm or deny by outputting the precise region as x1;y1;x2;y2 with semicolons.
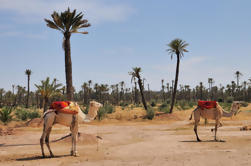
167;39;188;113
25;69;32;108
129;67;148;110
208;78;214;100
45;8;91;100
235;71;242;90
35;77;62;112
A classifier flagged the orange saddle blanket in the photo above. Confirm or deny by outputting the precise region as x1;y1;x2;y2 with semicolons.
198;101;217;109
50;101;78;114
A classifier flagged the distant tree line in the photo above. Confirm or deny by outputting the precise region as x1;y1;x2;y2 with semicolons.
0;69;250;111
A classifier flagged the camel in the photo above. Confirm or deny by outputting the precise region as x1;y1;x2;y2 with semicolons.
40;100;102;157
189;101;241;142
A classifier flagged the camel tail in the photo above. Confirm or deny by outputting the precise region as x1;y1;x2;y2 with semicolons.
189;107;198;120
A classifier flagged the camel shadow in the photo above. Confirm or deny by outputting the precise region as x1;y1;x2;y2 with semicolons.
16;154;71;161
180;140;226;143
0;143;38;147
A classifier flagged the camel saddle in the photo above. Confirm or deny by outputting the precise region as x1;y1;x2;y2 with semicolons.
50;101;79;114
198;101;217;110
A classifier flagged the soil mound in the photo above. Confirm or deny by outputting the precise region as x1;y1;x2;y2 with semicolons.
155;113;182;121
26;118;43;127
0;125;15;136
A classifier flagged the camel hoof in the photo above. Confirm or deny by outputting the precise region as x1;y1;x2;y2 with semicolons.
50;154;54;158
197;139;202;142
74;153;80;157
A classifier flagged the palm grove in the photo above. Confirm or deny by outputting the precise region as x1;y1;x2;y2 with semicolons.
1;8;250;122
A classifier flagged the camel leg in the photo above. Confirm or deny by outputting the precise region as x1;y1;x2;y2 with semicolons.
211;122;222;132
214;119;220;141
40;112;55;157
193;110;201;142
40;127;46;157
45;127;54;157
70;114;79;157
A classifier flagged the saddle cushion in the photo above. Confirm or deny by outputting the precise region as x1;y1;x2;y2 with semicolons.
198;101;217;109
50;101;78;114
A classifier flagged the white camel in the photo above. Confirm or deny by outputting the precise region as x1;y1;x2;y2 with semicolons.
189;101;241;142
40;100;102;157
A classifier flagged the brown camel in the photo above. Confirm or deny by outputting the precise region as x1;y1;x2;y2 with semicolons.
40;100;102;157
189;101;241;142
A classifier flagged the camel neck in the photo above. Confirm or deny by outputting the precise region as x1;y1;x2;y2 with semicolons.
222;110;234;117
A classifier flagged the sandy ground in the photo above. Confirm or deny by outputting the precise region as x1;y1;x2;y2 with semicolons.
1;108;251;166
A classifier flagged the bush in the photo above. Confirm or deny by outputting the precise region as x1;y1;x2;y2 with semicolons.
97;107;106;121
28;110;41;119
159;103;170;113
119;102;128;107
226;96;234;103
0;107;13;124
81;105;89;114
146;107;155;120
15;108;41;121
150;101;156;107
97;104;115;121
241;102;248;107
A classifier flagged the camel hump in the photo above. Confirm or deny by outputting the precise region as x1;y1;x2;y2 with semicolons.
198;101;217;109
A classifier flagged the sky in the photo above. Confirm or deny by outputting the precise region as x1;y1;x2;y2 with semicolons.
0;0;251;92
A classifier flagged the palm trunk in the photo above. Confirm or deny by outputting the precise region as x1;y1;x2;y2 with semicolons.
137;77;148;111
64;32;73;101
170;54;180;113
26;75;30;108
43;97;49;113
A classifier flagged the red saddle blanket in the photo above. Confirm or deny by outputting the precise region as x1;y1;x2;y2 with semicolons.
198;101;217;109
50;101;70;110
49;101;78;114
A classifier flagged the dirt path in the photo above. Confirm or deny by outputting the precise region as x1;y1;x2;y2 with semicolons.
1;120;251;166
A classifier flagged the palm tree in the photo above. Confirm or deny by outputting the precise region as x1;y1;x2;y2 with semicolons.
208;78;214;100
35;77;62;112
129;67;148;110
167;39;188;113
25;69;32;108
235;71;242;90
45;8;91;100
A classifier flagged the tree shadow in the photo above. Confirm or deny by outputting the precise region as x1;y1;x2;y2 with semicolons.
180;140;226;143
16;154;71;161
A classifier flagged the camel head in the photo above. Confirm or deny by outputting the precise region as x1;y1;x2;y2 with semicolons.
232;101;241;115
88;100;103;120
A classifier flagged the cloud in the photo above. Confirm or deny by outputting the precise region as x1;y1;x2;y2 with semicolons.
0;0;134;24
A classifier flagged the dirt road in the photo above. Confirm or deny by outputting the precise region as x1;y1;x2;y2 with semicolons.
1;119;251;166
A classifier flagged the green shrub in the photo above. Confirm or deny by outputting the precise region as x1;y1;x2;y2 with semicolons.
226;96;234;103
120;102;128;107
150;101;156;107
146;107;155;120
0;107;13;124
15;108;41;121
96;104;115;121
15;108;29;121
166;99;171;104
28;110;41;119
241;102;248;107
159;103;170;113
97;107;106;121
82;105;89;114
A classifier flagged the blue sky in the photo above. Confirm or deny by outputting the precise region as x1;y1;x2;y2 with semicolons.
0;0;251;91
